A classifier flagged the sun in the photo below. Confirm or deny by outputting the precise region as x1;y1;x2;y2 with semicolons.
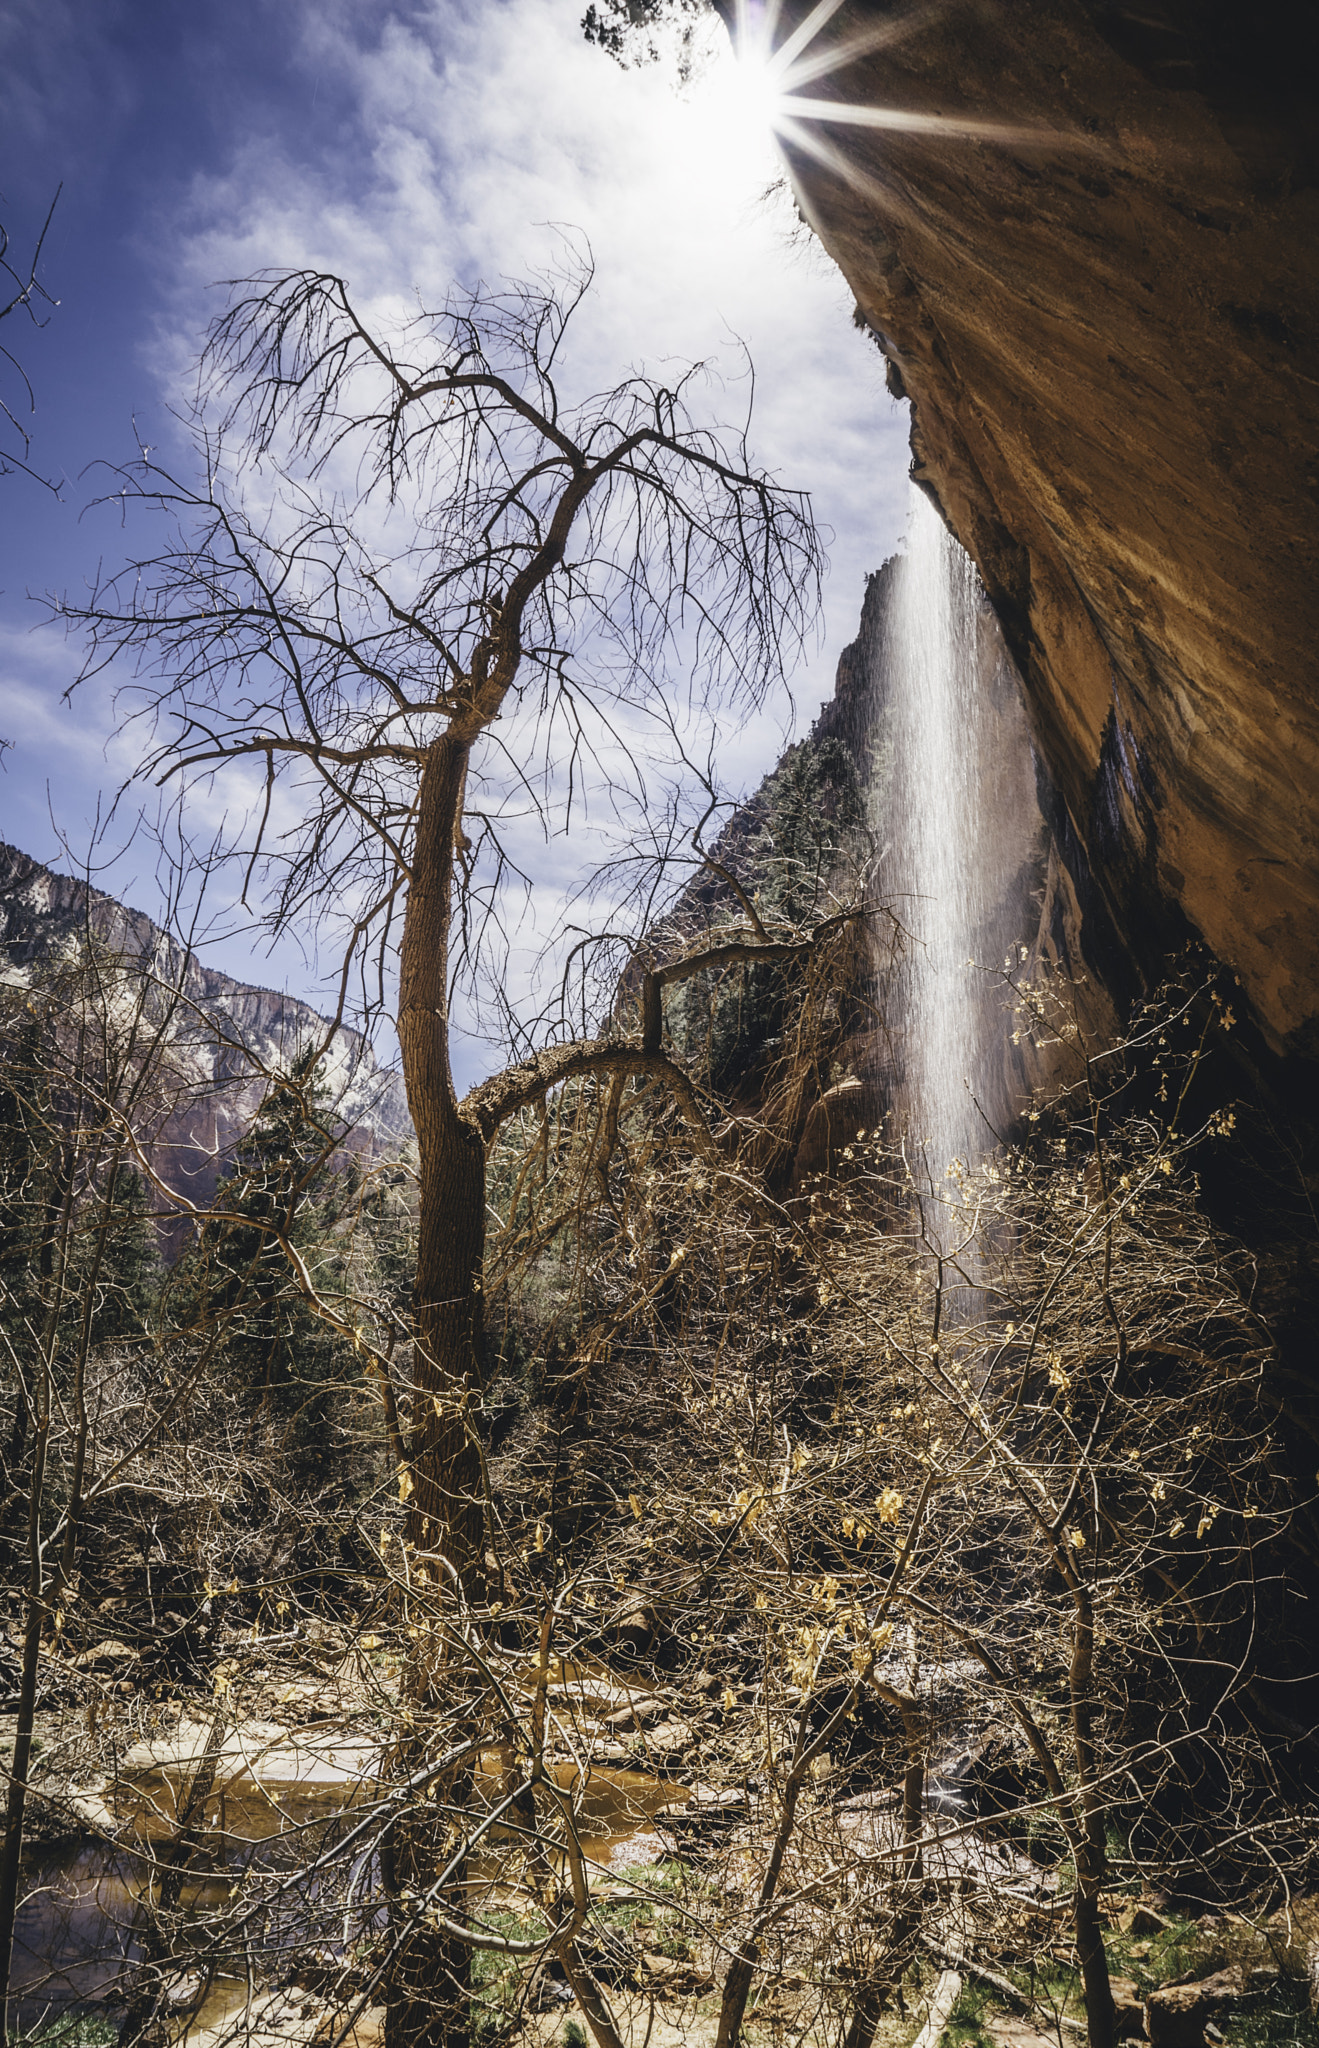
712;0;1038;188
684;0;1039;210
723;41;786;146
696;28;786;175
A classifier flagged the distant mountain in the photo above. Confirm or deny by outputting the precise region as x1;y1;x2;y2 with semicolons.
0;841;412;1228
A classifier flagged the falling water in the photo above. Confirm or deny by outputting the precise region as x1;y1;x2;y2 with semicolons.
879;484;1031;1191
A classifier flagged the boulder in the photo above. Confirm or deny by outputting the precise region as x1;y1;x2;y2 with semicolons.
1145;1969;1243;2048
603;1695;666;1732
72;1637;139;1671
636;1717;694;1760
1120;1905;1171;1939
1109;1974;1147;2040
640;1950;715;1993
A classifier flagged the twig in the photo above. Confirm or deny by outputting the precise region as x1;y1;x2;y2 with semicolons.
922;1937;1087;2038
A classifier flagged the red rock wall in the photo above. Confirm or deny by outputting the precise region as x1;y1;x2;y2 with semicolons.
760;0;1319;1053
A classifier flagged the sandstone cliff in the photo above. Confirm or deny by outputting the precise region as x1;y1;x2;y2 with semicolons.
756;0;1319;1059
667;548;1096;1181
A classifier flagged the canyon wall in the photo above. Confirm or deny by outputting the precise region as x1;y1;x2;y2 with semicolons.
758;0;1319;1060
0;842;412;1225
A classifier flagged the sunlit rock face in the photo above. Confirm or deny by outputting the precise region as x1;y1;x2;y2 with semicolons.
767;0;1319;1054
0;842;412;1238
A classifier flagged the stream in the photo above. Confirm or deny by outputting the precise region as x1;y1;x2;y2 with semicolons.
13;1717;690;2037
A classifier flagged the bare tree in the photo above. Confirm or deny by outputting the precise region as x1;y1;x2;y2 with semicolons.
60;250;820;1580
0;931;183;2028
11;929;1300;2048
0;190;61;494
57;250;823;2044
455;966;1298;2048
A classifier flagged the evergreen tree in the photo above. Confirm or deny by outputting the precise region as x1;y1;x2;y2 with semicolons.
0;1006;159;1355
677;733;867;1094
85;1163;157;1344
0;1009;42;1486
168;1045;354;1478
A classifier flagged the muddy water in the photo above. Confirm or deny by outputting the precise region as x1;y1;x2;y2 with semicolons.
478;1757;690;1847
13;1841;152;2014
14;1742;688;2034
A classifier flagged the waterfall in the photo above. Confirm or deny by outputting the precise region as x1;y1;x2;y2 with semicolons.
878;484;1029;1188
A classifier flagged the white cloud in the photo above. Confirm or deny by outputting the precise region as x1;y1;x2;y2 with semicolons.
165;1;908;681
12;0;912;1088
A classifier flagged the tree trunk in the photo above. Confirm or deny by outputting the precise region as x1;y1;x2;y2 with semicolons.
844;1686;927;2048
1075;1886;1116;2048
0;1391;49;2035
382;1825;475;2048
715;1766;806;2048
387;734;488;2048
1069;1590;1115;2048
397;732;486;1587
912;1970;963;2048
117;1709;228;2048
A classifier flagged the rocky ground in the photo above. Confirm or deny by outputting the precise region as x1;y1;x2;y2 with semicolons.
9;1613;1319;2048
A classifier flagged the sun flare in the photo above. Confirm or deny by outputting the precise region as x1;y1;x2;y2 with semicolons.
722;42;786;145
719;0;1039;184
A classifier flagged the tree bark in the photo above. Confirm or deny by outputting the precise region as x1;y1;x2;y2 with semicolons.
388;733;486;2048
0;1382;49;2035
715;1754;808;2048
844;1685;927;2048
1070;1591;1115;2048
398;734;487;1590
117;1709;228;2048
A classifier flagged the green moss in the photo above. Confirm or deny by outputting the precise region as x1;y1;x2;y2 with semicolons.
1221;1982;1319;2048
1004;1953;1086;2022
947;1980;996;2048
9;2021;120;2048
470;1908;550;2038
1105;1916;1217;1995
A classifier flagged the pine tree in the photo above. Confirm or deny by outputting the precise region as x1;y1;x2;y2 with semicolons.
86;1163;157;1344
169;1045;353;1478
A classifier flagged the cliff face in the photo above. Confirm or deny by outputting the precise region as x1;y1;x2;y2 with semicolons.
0;842;412;1224
677;550;1100;1182
767;0;1319;1056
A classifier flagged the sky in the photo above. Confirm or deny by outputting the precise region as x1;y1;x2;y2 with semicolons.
0;0;910;1084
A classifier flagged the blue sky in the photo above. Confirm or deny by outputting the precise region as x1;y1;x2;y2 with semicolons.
0;0;908;1082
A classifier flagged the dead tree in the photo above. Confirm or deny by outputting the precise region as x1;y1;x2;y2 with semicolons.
0;190;61;493
57;250;823;2045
